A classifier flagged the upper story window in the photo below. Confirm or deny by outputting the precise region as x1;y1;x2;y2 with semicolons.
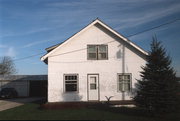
87;45;108;60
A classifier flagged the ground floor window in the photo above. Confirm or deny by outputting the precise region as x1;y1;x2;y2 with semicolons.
118;73;131;92
64;74;78;92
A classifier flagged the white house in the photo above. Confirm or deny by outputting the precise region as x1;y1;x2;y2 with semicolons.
41;19;148;102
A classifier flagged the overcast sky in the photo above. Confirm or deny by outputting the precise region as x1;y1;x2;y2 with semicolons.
0;0;180;76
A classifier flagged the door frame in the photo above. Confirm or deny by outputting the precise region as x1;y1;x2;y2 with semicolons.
87;74;100;101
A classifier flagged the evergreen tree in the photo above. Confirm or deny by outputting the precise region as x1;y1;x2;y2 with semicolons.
134;37;179;112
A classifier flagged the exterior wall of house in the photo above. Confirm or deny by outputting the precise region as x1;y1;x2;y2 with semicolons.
48;24;146;102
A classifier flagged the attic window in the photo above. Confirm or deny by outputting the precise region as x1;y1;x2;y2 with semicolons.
87;45;108;60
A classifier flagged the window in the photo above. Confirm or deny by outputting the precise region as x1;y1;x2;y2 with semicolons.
87;45;97;60
87;45;108;60
64;74;78;92
90;77;97;90
118;74;131;92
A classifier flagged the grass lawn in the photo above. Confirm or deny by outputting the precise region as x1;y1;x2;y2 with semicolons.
0;101;179;120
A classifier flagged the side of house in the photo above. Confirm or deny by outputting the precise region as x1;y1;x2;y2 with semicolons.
41;19;147;102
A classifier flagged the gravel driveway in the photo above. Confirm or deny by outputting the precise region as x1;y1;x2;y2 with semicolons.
0;97;43;111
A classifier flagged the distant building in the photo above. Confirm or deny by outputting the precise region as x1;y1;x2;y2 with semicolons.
0;75;47;97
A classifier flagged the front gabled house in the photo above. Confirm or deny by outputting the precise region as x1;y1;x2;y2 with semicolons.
41;19;148;102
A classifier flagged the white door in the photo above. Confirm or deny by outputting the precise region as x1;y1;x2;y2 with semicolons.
88;74;99;101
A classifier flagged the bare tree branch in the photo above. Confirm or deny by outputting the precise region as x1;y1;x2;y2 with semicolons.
0;56;17;75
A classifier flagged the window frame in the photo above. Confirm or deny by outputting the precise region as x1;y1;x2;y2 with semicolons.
87;45;98;60
117;73;132;92
87;44;108;60
98;45;108;60
63;74;79;93
89;76;97;90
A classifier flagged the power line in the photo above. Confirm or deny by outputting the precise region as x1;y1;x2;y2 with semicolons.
48;40;115;58
126;18;180;37
48;18;180;58
13;52;45;62
11;18;180;62
48;56;144;64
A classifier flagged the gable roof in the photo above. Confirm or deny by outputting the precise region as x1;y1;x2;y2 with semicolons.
45;42;62;52
41;18;148;62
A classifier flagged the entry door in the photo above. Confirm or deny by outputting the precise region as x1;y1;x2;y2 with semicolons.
88;74;99;101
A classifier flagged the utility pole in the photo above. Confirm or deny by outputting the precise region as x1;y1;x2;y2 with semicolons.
122;44;125;100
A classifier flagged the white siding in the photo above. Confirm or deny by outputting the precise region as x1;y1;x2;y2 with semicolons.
48;24;146;102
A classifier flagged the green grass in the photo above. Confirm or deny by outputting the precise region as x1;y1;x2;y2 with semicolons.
0;102;179;120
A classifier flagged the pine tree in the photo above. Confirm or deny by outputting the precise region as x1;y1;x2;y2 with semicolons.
134;37;179;112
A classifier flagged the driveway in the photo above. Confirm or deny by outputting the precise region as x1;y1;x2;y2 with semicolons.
0;97;43;111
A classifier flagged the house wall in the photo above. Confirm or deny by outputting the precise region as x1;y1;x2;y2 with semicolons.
48;23;146;102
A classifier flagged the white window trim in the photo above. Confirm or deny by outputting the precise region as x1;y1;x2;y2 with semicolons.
117;73;132;92
87;44;108;60
63;74;79;93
